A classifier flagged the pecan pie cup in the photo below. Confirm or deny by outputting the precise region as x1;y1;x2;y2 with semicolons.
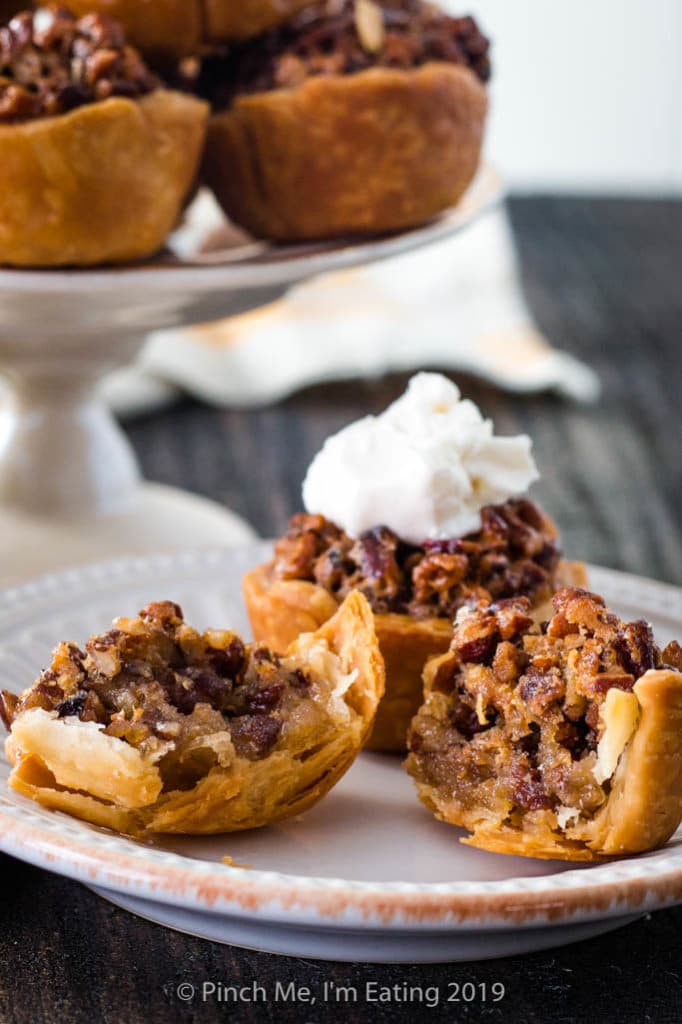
406;588;682;860
1;594;383;836
243;503;587;752
0;9;208;266
202;0;490;240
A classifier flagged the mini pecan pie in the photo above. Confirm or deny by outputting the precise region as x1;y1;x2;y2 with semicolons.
1;595;383;835
0;7;208;266
243;502;587;751
201;0;490;239
406;588;682;860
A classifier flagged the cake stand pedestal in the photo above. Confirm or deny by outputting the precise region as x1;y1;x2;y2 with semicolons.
0;168;501;585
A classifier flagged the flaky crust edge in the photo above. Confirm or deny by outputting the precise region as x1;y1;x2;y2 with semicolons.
412;667;682;862
4;591;384;836
203;63;488;240
242;560;588;753
0;90;208;267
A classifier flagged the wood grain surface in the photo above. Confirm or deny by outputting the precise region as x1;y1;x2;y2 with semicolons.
0;198;680;1024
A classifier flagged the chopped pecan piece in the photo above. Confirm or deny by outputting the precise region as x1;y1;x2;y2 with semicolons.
230;715;282;760
518;666;564;715
614;620;657;678
274;512;344;580
412;552;468;606
662;641;682;672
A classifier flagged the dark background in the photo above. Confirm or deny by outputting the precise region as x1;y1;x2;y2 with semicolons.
1;197;680;1023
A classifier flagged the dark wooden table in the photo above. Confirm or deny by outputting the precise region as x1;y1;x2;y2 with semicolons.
1;198;680;1024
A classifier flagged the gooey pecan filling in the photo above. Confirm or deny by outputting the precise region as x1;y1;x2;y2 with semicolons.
272;500;561;619
198;0;490;110
0;602;312;776
407;588;682;824
0;6;157;123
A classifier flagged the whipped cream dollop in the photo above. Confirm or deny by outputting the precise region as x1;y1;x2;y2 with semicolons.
302;373;539;543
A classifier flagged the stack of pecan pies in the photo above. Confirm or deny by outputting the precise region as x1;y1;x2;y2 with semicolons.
0;0;491;264
4;373;682;865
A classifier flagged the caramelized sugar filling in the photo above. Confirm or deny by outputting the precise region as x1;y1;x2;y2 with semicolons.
0;601;326;792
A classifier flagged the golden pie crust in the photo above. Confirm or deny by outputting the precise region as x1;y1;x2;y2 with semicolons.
203;63;488;240
4;591;384;836
242;560;588;753
0;90;208;267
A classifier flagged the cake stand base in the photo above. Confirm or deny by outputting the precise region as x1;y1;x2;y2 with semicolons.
0;483;255;587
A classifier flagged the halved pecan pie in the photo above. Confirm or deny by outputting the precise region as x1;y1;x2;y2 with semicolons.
1;594;383;835
406;587;682;860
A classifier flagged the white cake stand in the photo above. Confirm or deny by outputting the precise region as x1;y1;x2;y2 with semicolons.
0;167;501;585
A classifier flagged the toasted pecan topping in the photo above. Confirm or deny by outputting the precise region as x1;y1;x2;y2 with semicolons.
1;601;313;772
272;499;560;618
197;0;490;109
0;6;157;123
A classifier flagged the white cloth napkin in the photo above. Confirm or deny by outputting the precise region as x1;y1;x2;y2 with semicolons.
103;202;600;417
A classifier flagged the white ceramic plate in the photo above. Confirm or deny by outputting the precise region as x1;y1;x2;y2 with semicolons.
1;545;681;962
